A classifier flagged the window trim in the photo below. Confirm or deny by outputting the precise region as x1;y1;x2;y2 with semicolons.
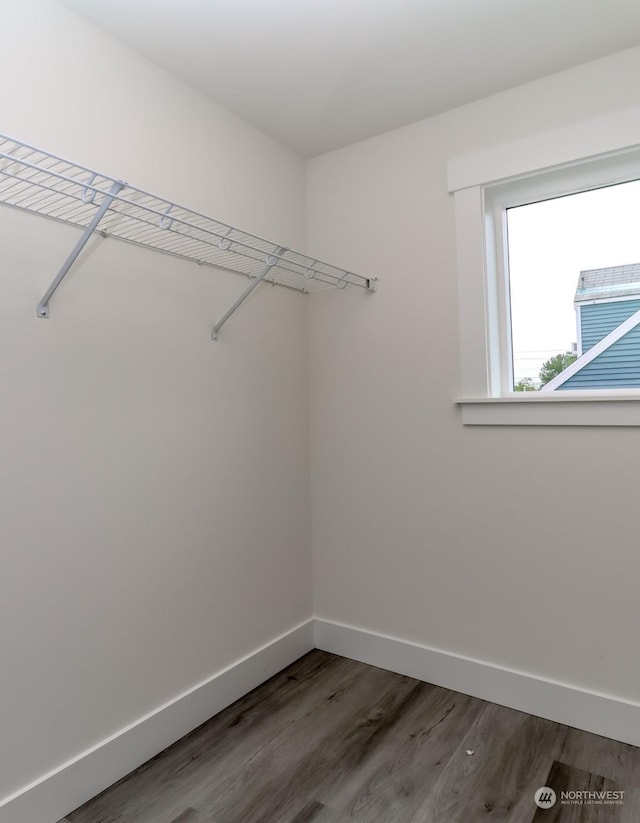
450;105;640;426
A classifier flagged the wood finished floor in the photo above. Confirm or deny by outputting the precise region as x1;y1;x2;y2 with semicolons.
61;651;640;823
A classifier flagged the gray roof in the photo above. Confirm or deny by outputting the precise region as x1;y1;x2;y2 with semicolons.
575;263;640;303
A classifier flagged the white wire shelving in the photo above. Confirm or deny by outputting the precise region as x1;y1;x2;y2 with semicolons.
0;133;376;339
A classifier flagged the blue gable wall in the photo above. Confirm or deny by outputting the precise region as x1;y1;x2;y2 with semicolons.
559;322;640;389
580;299;640;351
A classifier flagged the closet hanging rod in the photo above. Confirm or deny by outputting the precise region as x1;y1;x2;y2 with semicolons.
0;133;377;336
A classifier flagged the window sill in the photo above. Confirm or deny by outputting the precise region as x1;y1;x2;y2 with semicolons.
457;393;640;426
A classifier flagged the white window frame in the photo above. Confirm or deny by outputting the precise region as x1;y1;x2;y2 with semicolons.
450;105;640;426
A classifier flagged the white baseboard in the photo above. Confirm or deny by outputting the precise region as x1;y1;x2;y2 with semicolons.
6;617;638;823
0;620;314;823
314;618;640;747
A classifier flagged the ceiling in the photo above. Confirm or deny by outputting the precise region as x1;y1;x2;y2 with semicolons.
61;0;640;157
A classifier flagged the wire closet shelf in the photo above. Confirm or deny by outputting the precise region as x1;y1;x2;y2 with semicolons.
0;133;375;335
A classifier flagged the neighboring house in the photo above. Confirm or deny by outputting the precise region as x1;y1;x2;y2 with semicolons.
542;263;640;390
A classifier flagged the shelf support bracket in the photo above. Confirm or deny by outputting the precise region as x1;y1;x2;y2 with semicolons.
37;179;125;318
211;247;285;340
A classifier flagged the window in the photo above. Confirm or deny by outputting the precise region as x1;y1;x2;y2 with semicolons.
507;180;640;393
449;106;640;425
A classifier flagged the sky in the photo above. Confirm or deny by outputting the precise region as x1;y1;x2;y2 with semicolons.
507;178;640;385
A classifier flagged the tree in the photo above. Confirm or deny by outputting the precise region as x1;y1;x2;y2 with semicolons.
539;352;577;386
514;378;538;392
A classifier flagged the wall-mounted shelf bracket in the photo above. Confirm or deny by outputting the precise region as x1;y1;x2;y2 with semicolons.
37;180;125;317
212;247;286;340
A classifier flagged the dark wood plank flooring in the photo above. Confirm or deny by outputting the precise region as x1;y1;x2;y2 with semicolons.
60;650;640;823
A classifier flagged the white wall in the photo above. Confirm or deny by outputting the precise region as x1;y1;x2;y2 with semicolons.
0;0;310;803
307;47;640;706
